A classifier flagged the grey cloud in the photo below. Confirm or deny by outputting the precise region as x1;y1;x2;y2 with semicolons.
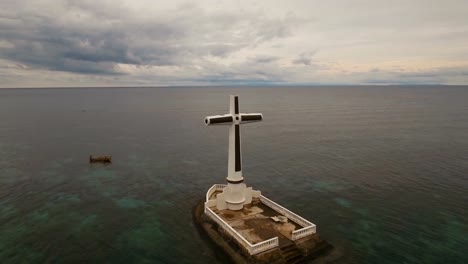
0;1;297;75
1;0;467;87
250;55;280;64
292;52;316;66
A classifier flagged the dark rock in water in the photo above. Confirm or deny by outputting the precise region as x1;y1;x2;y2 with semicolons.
192;201;335;264
89;155;112;163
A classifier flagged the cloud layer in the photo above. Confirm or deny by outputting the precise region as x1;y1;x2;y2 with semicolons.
1;0;467;87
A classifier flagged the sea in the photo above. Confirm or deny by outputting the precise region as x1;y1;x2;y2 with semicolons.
0;86;467;264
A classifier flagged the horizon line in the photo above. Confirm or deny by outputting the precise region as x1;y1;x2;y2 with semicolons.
1;84;467;89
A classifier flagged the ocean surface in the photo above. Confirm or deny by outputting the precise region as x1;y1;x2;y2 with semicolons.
0;86;467;264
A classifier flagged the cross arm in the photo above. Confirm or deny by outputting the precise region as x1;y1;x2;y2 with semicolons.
240;113;263;124
205;114;234;126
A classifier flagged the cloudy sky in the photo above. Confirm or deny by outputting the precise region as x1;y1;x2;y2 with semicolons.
0;0;467;87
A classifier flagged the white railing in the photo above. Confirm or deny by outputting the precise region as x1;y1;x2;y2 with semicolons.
204;206;278;255
203;186;314;251
260;195;316;240
205;184;227;202
292;225;316;240
251;237;279;254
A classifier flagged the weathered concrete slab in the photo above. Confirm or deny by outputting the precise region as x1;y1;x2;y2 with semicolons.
212;198;301;246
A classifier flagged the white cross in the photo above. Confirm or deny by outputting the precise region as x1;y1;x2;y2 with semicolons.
205;95;263;185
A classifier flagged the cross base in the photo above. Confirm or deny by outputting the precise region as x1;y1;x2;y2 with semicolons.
215;183;261;210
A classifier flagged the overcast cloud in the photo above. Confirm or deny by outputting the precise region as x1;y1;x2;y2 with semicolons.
0;0;467;87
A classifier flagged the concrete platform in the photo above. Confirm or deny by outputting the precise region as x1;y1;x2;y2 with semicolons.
194;201;335;264
211;198;301;247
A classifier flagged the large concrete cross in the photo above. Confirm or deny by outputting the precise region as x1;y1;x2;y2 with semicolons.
205;95;262;201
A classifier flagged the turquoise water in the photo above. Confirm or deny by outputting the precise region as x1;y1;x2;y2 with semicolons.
0;86;467;263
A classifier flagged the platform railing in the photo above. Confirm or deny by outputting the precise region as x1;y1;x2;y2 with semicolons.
292;225;316;240
251;237;279;254
204;206;278;255
260;195;316;240
204;185;313;251
205;184;227;202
